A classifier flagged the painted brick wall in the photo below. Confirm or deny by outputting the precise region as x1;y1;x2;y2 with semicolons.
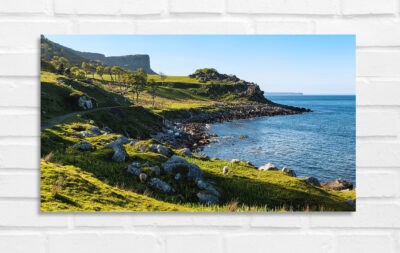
1;0;399;252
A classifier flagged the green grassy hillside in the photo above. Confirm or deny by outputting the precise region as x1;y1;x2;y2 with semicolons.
41;69;355;212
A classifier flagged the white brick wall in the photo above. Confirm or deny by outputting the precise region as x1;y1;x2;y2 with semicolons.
1;0;399;252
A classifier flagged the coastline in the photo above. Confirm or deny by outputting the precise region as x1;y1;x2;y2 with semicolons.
156;101;354;191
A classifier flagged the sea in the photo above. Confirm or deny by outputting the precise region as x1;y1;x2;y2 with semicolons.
201;95;356;184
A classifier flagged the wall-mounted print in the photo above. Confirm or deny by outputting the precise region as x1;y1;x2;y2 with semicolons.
40;35;355;212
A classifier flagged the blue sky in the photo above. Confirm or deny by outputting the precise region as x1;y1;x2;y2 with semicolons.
46;35;355;95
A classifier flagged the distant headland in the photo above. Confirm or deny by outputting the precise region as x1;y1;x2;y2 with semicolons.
266;92;303;96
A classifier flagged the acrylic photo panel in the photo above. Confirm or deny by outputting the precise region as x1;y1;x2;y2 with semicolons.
40;35;355;212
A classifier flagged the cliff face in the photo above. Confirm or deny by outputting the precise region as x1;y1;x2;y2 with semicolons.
41;36;156;74
75;52;156;74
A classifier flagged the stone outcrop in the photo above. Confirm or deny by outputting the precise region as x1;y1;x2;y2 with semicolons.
321;179;353;191
162;155;203;181
73;140;92;151
149;178;174;193
105;137;129;162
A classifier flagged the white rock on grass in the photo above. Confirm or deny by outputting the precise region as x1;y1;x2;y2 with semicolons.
258;163;278;171
222;166;229;175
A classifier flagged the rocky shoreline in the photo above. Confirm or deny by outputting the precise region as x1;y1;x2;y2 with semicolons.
150;101;354;194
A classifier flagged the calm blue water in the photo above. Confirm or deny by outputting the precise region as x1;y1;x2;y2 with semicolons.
202;95;356;183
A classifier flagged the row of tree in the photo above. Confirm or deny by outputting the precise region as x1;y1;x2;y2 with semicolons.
49;56;167;107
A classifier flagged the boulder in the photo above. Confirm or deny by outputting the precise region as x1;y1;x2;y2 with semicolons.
78;95;93;110
103;126;112;133
139;173;147;183
149;166;161;176
80;131;93;137
181;148;192;157
149;178;174;193
105;138;128;162
222;166;229;175
197;192;219;205
305;177;321;187
162;155;203;181
157;144;172;157
148;144;157;152
195;179;220;198
321;179;353;191
174;173;182;181
73;140;92;151
282;167;296;177
258;163;278;171
231;159;240;164
127;163;141;176
199;154;210;160
89;126;102;135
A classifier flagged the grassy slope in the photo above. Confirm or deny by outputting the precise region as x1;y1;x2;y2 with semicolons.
41;118;355;212
41;71;356;212
41;161;192;212
41;71;130;120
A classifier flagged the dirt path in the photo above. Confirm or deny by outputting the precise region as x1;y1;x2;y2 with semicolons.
41;106;129;131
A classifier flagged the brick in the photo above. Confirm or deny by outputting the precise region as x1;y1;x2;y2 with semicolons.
0;234;45;253
310;203;400;228
0;172;38;198
0;0;47;14
0;112;39;136
357;80;400;105
227;0;340;15
0;201;68;227
166;234;222;253
225;233;333;253
131;214;247;227
0;144;39;169
121;0;164;15
135;20;251;34
357;51;400;77
315;19;400;46
250;213;304;227
357;142;400;167
0;21;73;49
0;53;38;76
357;110;398;137
54;0;121;15
0;79;39;107
336;234;396;252
48;233;159;253
255;20;313;33
342;0;396;15
54;0;163;15
77;20;135;34
169;0;224;13
357;171;399;197
73;214;131;227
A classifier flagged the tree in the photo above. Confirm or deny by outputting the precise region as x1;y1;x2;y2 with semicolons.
148;78;158;108
159;72;167;86
70;66;79;78
104;66;113;82
96;65;105;81
81;62;90;78
129;68;147;104
76;70;86;80
51;56;69;75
